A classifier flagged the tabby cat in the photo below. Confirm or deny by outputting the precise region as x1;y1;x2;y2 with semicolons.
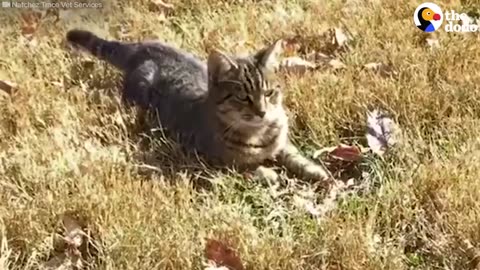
66;29;330;182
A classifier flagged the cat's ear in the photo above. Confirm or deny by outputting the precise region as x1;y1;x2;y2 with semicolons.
207;49;238;80
254;39;284;72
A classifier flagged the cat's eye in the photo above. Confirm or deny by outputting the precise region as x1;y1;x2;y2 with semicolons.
264;90;275;97
236;92;249;101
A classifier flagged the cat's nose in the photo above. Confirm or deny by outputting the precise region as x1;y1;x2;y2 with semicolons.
257;110;266;118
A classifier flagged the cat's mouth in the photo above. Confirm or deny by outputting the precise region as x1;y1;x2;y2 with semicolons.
241;114;267;126
241;114;254;121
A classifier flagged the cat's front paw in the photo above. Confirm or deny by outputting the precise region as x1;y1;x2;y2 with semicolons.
304;164;332;182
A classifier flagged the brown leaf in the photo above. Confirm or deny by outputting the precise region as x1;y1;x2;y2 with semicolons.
328;144;362;161
282;38;301;57
20;11;42;38
0;80;17;95
205;239;244;270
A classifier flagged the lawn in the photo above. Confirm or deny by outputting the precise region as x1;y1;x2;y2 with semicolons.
1;0;480;269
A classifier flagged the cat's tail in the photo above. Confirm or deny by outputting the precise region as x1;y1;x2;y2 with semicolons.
66;29;134;71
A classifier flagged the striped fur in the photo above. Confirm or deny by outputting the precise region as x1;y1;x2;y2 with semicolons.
65;29;330;182
66;30;136;70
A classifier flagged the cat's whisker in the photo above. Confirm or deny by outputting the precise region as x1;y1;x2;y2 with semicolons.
221;121;239;139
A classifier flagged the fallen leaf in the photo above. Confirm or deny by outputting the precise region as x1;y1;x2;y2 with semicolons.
279;56;317;74
205;239;244;270
62;215;85;248
0;80;17;95
20;11;42;38
282;37;301;57
346;178;355;187
328;144;362;161
334;27;350;48
363;62;396;78
366;109;401;156
148;0;174;12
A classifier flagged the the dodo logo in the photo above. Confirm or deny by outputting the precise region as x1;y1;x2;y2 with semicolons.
414;3;444;32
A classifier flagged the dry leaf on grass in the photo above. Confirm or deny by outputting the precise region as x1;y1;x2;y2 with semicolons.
279;56;317;74
44;215;88;269
19;11;43;48
20;11;42;38
302;27;352;55
328;144;362;161
148;0;174;12
333;27;351;48
0;80;17;95
366;109;401;156
279;55;346;73
205;239;244;270
280;28;349;73
314;144;362;162
62;215;85;249
323;27;352;54
363;62;396;78
313;144;362;181
282;38;302;57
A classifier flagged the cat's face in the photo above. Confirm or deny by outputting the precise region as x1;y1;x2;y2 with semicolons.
207;40;285;127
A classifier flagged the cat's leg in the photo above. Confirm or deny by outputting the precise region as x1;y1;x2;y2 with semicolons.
277;141;331;182
122;63;157;108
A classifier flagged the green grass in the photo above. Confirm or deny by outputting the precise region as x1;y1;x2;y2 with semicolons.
1;0;480;269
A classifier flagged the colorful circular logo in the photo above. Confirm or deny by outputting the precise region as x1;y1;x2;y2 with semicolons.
414;3;444;32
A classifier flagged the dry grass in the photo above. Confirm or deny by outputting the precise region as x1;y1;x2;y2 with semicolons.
1;0;480;269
